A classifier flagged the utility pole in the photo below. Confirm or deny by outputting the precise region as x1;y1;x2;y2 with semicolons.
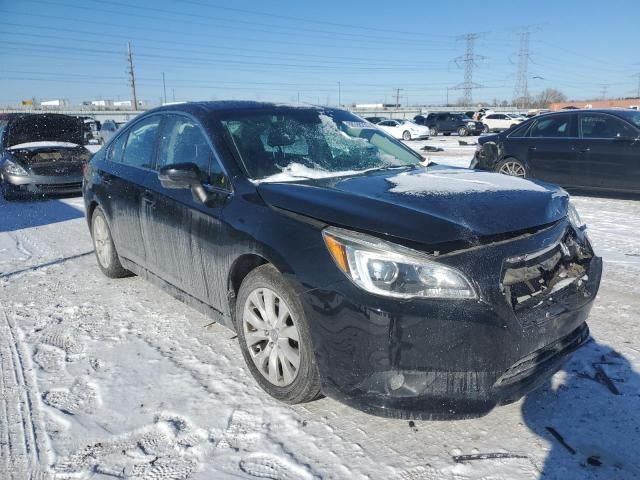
127;42;138;111
453;32;486;107
338;81;341;107
394;88;403;107
632;73;640;99
172;88;175;102
162;72;167;104
513;29;532;109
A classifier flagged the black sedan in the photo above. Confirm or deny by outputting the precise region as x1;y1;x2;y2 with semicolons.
471;109;640;193
83;102;601;419
0;113;92;199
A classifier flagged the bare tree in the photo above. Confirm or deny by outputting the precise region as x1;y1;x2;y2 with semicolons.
532;88;567;108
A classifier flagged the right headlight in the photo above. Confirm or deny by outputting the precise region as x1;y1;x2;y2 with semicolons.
2;159;29;176
567;201;585;230
322;227;477;299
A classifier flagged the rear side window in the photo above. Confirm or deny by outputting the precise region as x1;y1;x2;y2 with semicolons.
580;114;635;139
106;132;127;162
122;116;160;169
529;115;573;138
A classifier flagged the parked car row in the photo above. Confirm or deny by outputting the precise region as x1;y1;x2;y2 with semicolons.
472;109;640;194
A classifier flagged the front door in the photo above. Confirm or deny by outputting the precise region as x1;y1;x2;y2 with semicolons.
525;113;583;187
141;114;231;311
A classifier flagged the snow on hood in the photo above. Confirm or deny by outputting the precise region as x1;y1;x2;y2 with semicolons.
251;162;376;184
387;169;550;196
7;141;82;150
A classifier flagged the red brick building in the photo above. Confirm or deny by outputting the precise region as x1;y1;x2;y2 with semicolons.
551;98;640;111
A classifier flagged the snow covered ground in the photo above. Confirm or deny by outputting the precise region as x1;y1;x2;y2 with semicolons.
1;139;639;479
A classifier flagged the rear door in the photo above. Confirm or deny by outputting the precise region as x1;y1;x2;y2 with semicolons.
99;115;161;265
141;113;231;310
578;112;640;192
524;113;582;187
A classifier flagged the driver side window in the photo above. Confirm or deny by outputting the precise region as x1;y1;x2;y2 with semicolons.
157;115;228;189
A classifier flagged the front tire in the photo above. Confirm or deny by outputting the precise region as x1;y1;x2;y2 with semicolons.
91;207;131;278
495;157;528;178
429;126;438;136
402;130;411;141
236;264;321;404
458;127;468;137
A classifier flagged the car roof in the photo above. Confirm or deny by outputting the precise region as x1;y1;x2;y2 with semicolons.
143;100;324;117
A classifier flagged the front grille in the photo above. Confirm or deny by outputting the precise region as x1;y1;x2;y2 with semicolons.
494;323;589;387
31;163;83;176
36;182;82;192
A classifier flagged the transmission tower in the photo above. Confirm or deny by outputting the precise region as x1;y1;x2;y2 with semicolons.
513;29;531;108
453;33;486;106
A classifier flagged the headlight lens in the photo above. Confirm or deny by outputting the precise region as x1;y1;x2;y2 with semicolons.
2;159;29;176
467;121;475;127
323;227;477;299
568;201;585;230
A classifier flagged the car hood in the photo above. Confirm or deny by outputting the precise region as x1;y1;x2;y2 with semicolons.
5;114;84;148
257;165;569;247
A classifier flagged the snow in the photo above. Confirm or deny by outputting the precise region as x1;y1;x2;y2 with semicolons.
1;140;640;479
387;169;550;196
7;141;81;150
251;162;373;184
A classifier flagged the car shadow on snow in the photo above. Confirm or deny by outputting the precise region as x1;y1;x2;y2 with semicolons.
522;338;640;478
0;194;85;233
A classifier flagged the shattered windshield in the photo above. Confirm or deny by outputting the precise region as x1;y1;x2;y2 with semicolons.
220;108;422;181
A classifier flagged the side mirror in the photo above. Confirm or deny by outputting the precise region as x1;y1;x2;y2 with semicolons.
158;162;201;189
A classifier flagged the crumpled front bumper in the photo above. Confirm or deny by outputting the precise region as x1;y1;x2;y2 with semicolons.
301;220;602;420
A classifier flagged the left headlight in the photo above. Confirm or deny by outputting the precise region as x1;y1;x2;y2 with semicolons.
2;159;29;176
322;227;477;299
568;201;585;230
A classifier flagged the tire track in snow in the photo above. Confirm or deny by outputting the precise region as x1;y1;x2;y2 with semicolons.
0;308;50;480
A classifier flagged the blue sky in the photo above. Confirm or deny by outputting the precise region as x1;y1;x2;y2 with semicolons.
1;0;638;106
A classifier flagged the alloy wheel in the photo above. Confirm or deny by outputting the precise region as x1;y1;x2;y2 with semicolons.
499;160;526;177
242;287;301;387
92;214;113;268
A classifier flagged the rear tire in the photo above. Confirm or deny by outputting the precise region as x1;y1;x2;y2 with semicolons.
236;264;321;404
495;157;528;178
402;130;411;141
91;207;131;278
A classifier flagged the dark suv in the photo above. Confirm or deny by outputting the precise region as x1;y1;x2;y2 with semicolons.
416;112;484;136
83;101;601;419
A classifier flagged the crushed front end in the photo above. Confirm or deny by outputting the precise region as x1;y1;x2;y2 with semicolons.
302;219;601;419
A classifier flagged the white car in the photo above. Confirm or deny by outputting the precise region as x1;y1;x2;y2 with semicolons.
376;119;430;140
482;113;524;133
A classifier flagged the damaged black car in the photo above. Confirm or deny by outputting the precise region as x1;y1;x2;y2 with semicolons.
83;102;602;419
0;113;92;199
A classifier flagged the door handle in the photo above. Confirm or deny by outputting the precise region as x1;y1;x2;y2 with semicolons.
528;146;537;151
141;190;156;208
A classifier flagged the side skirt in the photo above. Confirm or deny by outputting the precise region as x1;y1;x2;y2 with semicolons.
120;257;235;331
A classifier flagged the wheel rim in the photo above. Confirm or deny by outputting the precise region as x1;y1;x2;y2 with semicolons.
459;128;467;136
499;161;526;177
483;125;489;133
403;131;410;140
243;288;301;387
92;214;113;268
